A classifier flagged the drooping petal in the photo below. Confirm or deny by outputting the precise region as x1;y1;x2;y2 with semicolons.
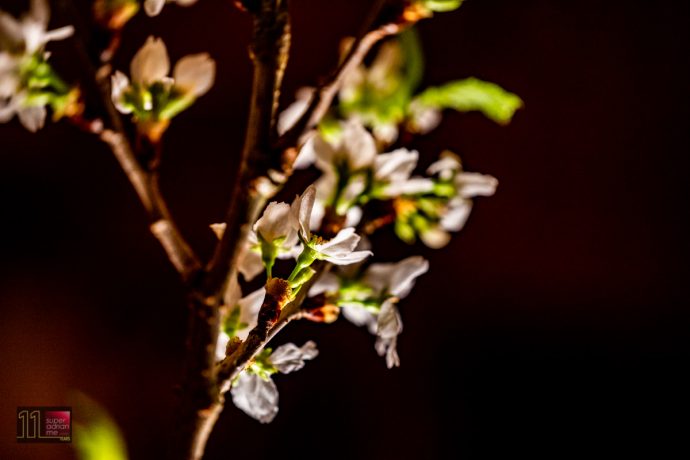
269;341;319;374
375;335;400;368
173;53;216;97
230;372;279;424
130;36;170;86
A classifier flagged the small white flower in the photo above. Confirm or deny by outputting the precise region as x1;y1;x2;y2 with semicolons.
111;36;215;117
290;185;372;265
0;0;74;55
343;256;429;368
231;341;318;423
422;152;498;247
313;120;377;173
373;148;434;198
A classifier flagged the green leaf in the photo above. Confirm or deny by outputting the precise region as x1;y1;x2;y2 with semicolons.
71;393;128;460
422;0;464;12
414;77;523;124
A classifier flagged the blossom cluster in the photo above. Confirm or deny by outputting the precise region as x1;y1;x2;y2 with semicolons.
1;0;520;427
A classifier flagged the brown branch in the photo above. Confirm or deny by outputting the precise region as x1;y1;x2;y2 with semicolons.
217;261;330;393
63;0;202;281
277;0;401;149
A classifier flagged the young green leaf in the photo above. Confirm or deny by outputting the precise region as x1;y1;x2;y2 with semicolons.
413;77;523;124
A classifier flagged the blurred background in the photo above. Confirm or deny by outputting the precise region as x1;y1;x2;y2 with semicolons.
1;0;688;458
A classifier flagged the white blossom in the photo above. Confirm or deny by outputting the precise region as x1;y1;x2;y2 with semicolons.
210;223;264;281
0;0;72;131
111;36;215;116
0;0;74;55
422;152;498;248
374;148;434;197
343;256;429;368
290;185;372;265
231;341;318;423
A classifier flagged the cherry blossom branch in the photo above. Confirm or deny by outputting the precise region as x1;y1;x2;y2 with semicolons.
63;3;201;281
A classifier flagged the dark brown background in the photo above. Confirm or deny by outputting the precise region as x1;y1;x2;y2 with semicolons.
1;0;688;458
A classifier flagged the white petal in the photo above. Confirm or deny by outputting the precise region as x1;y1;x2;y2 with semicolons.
231;287;265;340
144;0;166;16
409;101;442;134
341;306;378;335
230;372;279;424
344;206;363;228
17;105;45;132
110;71;132;114
29;0;49;25
388;256;429;298
289;185;315;240
312;134;337;172
292;132;318;169
277;87;313;136
173;53;216;97
307;272;340;297
0;13;23;46
339;120;377;171
375;336;400;368
324;250;372;265
456;172;498;198
215;331;230;362
238;245;264;282
427;152;461;179
316;227;359;255
130;36;170;86
254;201;292;243
374;149;418;182
41;25;74;43
382;177;435;197
440;198;472;232
269;341;318;374
0;95;18;122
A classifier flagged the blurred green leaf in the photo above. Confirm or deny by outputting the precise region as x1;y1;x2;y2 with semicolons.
72;392;128;460
422;0;464;12
414;77;523;124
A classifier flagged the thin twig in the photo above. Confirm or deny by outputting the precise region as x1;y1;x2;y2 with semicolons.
62;0;202;281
